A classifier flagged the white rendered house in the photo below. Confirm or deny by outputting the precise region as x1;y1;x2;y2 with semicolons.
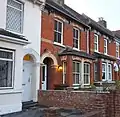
0;0;45;115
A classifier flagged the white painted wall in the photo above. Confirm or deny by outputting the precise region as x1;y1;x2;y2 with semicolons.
0;0;45;115
0;40;24;115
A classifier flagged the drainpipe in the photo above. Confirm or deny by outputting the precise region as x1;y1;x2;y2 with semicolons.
87;27;91;54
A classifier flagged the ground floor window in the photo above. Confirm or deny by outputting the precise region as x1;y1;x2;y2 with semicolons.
73;61;81;84
94;63;98;81
84;63;90;85
0;49;14;88
102;63;112;81
63;62;66;84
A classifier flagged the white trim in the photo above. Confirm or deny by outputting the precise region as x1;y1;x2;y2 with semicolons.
53;42;65;48
41;52;58;65
0;34;29;45
104;39;108;55
83;63;90;85
54;19;63;45
0;49;14;89
62;62;66;84
94;34;99;52
116;42;119;58
73;28;80;50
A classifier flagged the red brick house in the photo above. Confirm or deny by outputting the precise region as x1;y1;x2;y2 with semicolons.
40;0;120;90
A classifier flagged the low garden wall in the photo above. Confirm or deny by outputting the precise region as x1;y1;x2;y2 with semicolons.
38;90;120;117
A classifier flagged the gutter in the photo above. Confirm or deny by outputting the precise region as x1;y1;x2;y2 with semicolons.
0;35;30;45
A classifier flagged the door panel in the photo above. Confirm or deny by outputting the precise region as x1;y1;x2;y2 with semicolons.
22;61;32;102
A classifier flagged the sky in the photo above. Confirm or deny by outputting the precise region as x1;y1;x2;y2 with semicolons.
65;0;120;31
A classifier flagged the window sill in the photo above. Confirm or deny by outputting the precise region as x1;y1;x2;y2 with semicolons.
6;29;24;36
0;89;22;95
73;48;80;51
54;42;65;48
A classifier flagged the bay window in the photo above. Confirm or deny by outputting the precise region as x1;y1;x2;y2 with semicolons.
73;61;81;84
84;63;90;85
0;49;14;88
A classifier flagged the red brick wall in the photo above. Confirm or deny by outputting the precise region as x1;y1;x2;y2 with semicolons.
81;31;87;52
99;35;104;53
39;90;120;117
89;32;94;54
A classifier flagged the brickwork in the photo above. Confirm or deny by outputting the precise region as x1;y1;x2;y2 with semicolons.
38;90;120;117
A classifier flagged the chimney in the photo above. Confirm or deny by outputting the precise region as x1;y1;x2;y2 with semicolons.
98;17;107;28
52;0;64;5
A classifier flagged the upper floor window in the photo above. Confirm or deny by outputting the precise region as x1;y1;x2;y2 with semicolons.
94;34;99;52
116;42;119;58
6;0;24;34
73;28;80;49
54;20;63;44
104;39;107;54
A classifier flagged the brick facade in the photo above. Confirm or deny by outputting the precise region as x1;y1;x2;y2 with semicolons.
38;90;120;117
40;0;120;90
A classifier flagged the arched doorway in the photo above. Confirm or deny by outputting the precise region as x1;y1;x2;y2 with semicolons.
22;48;40;102
41;52;58;90
22;54;33;102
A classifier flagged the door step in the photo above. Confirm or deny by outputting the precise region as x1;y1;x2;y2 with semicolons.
22;101;38;110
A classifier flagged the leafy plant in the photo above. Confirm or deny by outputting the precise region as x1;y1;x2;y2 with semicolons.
115;80;120;89
89;84;96;89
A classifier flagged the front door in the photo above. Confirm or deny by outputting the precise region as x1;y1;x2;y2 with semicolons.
41;65;47;90
22;61;32;102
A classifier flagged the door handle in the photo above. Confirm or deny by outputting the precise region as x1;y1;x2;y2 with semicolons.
22;84;25;86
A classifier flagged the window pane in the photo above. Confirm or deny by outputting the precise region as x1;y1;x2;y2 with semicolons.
73;74;75;84
84;75;89;84
76;63;80;72
102;73;105;80
76;74;79;84
58;22;62;32
0;50;13;59
54;20;57;31
0;60;13;87
54;32;58;42
6;0;23;33
73;29;75;37
76;30;78;39
73;39;78;48
58;33;61;43
73;62;75;72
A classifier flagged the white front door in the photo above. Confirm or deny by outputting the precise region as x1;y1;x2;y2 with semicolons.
22;61;32;102
41;65;47;90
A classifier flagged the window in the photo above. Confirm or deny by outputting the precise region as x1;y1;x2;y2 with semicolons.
6;0;24;33
63;62;66;84
104;39;107;54
84;63;90;85
116;42;119;58
54;20;63;44
0;49;14;88
94;34;99;52
73;28;79;49
102;63;106;81
108;64;112;81
94;63;98;81
73;61;81;84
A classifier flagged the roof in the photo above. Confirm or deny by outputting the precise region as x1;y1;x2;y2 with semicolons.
112;31;120;39
82;14;114;38
59;47;95;60
45;0;89;28
0;29;28;41
93;52;116;61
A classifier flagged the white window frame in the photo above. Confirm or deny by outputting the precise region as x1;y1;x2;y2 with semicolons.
6;0;24;34
73;28;80;50
73;61;81;85
63;62;66;84
83;63;90;85
0;48;14;89
116;42;119;58
104;39;108;54
102;63;107;81
94;34;99;52
108;64;112;81
54;19;63;45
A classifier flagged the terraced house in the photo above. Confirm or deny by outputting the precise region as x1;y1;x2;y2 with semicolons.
0;0;45;115
40;0;120;90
